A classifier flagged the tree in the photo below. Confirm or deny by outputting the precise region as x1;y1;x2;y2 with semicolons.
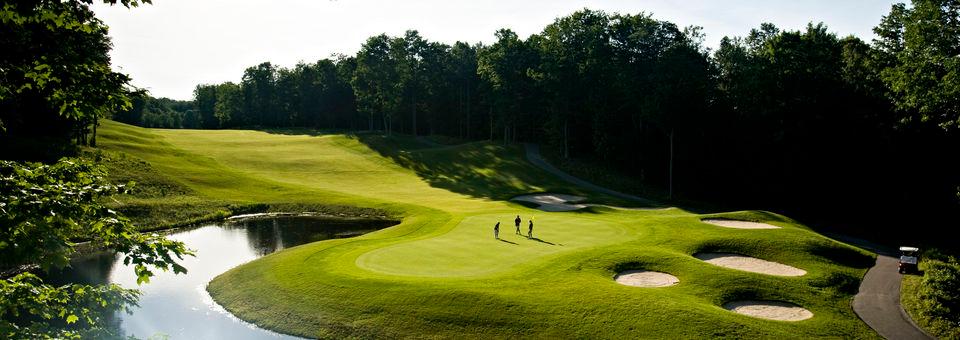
874;0;960;130
0;0;142;147
241;62;278;126
275;67;300;127
478;29;539;145
1;158;191;338
354;34;400;133
450;42;480;138
641;27;714;199
393;30;428;136
332;55;359;130
606;13;684;176
193;84;218;128
214;82;242;127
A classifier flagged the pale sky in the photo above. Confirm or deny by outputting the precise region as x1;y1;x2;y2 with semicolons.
93;0;900;100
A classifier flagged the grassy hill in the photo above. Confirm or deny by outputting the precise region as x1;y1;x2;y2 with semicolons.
95;119;878;338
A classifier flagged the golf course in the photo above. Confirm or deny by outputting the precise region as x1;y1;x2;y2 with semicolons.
95;119;878;338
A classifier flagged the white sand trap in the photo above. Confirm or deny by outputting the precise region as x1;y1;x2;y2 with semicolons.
723;300;813;321
614;270;679;287
695;253;806;276
511;194;587;212
702;219;781;229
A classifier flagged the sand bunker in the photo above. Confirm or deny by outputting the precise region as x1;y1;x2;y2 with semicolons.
511;194;588;212
695;253;806;276
702;219;781;229
723;300;813;321
614;270;679;287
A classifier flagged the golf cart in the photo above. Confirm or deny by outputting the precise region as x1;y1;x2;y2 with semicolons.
898;246;920;274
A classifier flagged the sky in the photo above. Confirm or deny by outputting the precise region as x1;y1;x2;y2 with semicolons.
93;0;900;100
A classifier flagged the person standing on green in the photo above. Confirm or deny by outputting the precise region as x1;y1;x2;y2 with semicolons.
494;221;500;239
514;215;522;234
527;219;534;238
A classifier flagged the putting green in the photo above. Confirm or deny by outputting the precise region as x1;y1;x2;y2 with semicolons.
95;120;880;338
358;213;634;277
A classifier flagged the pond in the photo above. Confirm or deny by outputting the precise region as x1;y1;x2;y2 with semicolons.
47;216;394;339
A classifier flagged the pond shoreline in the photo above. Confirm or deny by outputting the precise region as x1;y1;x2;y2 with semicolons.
75;212;400;255
44;215;398;339
1;212;400;279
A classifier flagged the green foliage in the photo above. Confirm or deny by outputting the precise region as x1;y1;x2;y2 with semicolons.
874;0;960;130
913;252;960;338
0;0;143;145
354;34;402;132
0;272;137;339
0;158;192;337
478;28;540;144
213;82;242;127
113;92;194;129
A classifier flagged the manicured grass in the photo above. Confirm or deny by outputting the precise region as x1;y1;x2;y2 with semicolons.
95;120;879;338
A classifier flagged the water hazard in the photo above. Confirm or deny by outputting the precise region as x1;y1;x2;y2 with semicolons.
47;216;394;339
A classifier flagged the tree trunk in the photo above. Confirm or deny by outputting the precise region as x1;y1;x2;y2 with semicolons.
90;119;98;147
503;124;508;145
489;107;493;141
669;128;675;200
466;85;472;139
458;87;463;138
382;113;388;135
412;91;417;137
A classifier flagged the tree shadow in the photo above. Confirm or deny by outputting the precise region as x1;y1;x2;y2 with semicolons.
351;133;592;201
255;126;360;137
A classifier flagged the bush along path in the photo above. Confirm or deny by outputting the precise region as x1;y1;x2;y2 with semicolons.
523;147;932;340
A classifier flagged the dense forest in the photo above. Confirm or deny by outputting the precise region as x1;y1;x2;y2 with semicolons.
106;3;960;239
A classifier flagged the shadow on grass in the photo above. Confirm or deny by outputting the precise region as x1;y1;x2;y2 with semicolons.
250;126;359;137
350;133;586;201
497;238;518;245
526;237;556;245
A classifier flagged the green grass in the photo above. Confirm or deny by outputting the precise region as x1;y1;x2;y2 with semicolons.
901;253;960;339
94;119;880;338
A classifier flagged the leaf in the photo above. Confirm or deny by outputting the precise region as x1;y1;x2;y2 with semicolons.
65;314;78;324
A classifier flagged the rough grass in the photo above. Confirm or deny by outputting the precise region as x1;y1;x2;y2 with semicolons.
901;252;960;339
85;130;390;231
95;120;880;338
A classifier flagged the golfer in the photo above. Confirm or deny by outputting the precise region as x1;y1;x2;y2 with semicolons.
528;219;534;238
494;221;500;239
514;215;522;234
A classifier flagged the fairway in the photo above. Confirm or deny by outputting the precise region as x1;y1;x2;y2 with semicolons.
95;120;879;338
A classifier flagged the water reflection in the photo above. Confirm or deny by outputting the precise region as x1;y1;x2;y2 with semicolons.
47;216;393;339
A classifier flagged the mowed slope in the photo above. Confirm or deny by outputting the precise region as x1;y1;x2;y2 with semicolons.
96;120;879;338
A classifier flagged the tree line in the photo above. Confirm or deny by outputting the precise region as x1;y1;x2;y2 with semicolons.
112;3;959;235
5;1;958;236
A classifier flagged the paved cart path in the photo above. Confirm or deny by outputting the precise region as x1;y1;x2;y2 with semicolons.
522;144;658;206
852;254;935;340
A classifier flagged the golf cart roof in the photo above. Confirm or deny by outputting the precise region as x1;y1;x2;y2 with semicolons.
900;246;920;252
